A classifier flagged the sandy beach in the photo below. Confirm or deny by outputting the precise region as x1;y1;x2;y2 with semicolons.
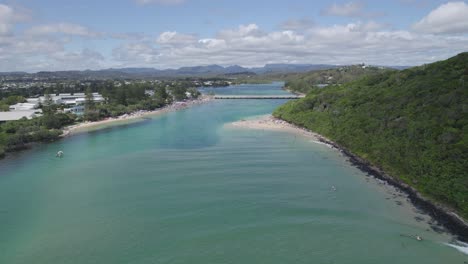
227;114;326;143
62;96;212;137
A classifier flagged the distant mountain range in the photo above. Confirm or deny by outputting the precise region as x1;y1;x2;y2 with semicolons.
0;64;411;80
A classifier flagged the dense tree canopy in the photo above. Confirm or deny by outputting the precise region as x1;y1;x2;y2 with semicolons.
284;65;394;94
274;52;468;218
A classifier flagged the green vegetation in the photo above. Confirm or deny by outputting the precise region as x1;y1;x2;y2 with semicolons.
89;81;200;121
0;80;202;158
0;113;75;153
274;53;468;218
284;65;394;94
0;95;26;111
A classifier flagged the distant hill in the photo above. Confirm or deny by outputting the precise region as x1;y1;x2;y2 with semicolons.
283;65;396;94
253;64;338;74
274;52;468;218
0;64;340;80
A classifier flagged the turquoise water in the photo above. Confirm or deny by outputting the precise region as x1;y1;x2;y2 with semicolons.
0;83;466;263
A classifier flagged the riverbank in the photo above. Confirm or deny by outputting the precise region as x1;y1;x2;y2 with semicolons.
62;96;212;137
229;114;468;243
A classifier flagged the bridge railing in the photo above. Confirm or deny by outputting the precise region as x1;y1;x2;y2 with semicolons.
213;95;304;99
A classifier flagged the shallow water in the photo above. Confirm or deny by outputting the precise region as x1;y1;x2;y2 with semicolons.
1;83;466;263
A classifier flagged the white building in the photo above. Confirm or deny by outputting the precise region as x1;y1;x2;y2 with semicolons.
63;105;85;115
26;98;41;105
9;103;39;111
32;92;104;106
0;110;42;123
145;90;155;96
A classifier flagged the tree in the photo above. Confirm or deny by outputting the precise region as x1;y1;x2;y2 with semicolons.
41;88;56;116
84;88;95;111
170;86;187;101
154;86;170;106
84;88;100;121
43;89;53;106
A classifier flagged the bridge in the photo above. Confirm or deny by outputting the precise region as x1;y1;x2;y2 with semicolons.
213;95;304;100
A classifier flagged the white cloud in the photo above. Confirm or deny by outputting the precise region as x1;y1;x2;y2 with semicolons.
113;42;161;64
48;49;105;69
322;2;364;17
413;1;468;34
0;31;107;72
25;23;101;37
135;0;185;5
1;2;467;72
157;31;197;46
109;22;468;69
217;24;261;40
0;4;15;35
198;38;227;49
0;4;105;71
0;4;29;35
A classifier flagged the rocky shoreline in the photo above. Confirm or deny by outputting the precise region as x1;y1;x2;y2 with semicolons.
230;114;468;242
318;136;468;243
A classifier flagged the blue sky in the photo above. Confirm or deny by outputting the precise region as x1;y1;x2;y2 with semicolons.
0;0;467;71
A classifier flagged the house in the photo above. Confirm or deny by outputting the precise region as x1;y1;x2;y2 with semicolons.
145;90;155;96
63;105;85;115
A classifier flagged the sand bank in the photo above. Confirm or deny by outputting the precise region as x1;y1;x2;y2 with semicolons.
227;115;327;143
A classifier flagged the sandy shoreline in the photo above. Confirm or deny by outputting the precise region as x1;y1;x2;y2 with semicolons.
62;96;212;137
227;115;331;146
227;114;468;242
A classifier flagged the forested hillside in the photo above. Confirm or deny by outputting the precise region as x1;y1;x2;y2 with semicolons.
274;53;468;218
285;65;395;94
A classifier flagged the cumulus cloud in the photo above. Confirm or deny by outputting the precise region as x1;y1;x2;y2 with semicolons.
217;24;261;39
0;3;106;71
113;42;161;64
157;31;197;46
49;49;105;69
0;4;15;35
413;1;468;34
0;31;107;71
1;2;467;72
135;0;185;5
0;4;30;35
110;22;468;69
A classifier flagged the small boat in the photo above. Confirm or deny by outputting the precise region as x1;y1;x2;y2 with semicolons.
400;234;423;241
56;151;64;158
